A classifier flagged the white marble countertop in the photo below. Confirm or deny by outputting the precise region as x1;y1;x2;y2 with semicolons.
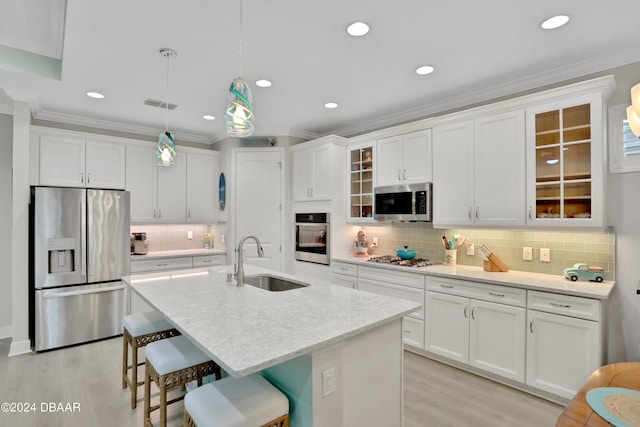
123;265;420;377
333;256;615;300
131;248;226;261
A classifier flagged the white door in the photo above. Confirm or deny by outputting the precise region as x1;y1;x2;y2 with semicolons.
186;152;217;223
474;110;525;226
157;151;186;223
526;310;600;399
424;291;469;363
469;299;526;382
85;140;126;189
234;148;284;271
432;121;475;227
126;145;157;223
39;136;86;187
376;135;403;186
401;129;432;184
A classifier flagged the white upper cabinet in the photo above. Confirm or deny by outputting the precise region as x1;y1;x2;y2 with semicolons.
526;94;605;228
125;144;158;223
127;144;218;224
433;110;525;227
377;129;432;186
347;142;375;222
293;144;332;201
156;152;187;223
186;151;219;223
39;136;125;189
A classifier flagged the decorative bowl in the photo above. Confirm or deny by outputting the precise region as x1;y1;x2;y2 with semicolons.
396;246;417;260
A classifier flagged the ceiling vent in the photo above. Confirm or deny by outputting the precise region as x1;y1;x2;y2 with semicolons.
143;98;178;110
240;137;277;146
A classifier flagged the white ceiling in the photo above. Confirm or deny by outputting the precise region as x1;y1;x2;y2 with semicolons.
1;0;640;144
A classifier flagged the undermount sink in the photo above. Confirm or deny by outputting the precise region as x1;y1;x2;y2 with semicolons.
244;275;308;291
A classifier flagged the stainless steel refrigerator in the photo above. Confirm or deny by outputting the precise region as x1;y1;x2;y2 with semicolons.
30;186;130;351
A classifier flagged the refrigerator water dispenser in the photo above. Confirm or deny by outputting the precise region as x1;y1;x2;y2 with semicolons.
47;238;75;273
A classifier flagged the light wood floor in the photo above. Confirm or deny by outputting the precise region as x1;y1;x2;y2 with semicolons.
0;337;563;426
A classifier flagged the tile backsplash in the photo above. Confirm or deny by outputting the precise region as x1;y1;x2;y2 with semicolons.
358;223;615;280
130;224;227;252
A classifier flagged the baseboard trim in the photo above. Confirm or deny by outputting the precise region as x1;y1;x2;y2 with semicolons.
0;325;12;339
8;339;31;357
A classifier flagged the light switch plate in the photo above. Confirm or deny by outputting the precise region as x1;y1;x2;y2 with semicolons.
187;230;193;240
540;248;550;262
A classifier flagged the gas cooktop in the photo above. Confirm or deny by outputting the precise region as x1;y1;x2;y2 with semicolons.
367;255;433;267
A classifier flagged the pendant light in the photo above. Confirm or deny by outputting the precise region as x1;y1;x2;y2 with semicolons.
157;48;177;166
225;0;255;137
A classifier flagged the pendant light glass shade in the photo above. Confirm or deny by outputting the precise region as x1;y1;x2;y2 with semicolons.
626;105;640;137
225;77;255;137
157;131;176;166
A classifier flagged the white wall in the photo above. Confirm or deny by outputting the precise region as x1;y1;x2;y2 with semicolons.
0;114;13;337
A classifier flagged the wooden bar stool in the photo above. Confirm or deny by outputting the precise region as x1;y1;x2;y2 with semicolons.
144;335;221;427
122;310;180;409
183;373;290;427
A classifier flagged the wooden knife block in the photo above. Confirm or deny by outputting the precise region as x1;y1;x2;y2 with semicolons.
483;254;509;272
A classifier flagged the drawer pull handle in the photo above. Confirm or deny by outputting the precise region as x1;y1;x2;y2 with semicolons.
157;263;168;266
403;330;411;334
440;284;454;289
202;260;212;263
340;267;349;271
489;292;505;297
550;302;571;308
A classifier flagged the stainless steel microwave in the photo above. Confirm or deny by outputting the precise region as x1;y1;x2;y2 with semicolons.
374;183;432;221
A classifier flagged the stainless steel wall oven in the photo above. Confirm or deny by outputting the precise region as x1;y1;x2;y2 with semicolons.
294;213;330;265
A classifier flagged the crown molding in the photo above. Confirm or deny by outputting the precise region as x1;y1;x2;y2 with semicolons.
331;48;640;138
33;109;213;144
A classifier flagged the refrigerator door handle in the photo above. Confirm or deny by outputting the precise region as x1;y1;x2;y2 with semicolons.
41;284;125;299
80;193;88;280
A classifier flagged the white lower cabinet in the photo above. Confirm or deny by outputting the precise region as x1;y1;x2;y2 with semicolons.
330;261;358;289
425;290;526;382
526;291;601;400
357;266;425;347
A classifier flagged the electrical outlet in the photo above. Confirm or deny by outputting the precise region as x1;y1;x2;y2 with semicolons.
322;367;336;397
540;248;550;262
372;237;379;248
187;230;193;240
221;234;225;244
466;243;475;256
522;247;532;261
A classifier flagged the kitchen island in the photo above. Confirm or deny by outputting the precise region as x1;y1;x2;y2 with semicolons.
123;265;421;426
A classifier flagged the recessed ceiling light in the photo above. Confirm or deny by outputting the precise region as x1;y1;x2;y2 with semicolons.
541;15;570;30
256;79;272;88
347;22;370;37
324;102;339;109
202;115;216;120
86;91;104;99
416;65;435;75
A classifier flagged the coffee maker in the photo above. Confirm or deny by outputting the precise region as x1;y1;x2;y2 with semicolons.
132;232;148;255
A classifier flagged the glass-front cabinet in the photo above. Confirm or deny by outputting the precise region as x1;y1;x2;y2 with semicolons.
526;93;604;227
348;143;375;222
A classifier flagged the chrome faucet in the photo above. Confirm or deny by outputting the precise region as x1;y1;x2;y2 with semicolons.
235;235;265;286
